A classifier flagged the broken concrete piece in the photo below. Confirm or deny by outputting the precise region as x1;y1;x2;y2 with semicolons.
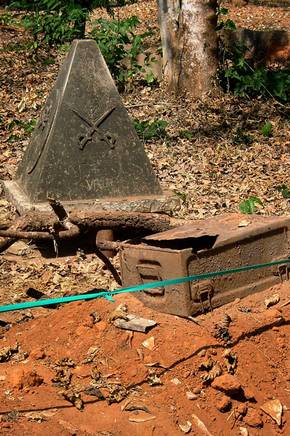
113;314;157;333
261;399;283;426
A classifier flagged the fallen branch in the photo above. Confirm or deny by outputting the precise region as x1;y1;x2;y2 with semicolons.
0;215;28;253
0;225;79;241
0;209;190;243
69;209;172;233
0;209;174;235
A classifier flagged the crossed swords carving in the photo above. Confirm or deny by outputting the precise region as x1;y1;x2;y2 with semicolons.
69;105;117;150
27;101;118;175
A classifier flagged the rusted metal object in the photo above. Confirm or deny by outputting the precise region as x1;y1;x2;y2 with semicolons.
96;229;115;258
120;214;290;317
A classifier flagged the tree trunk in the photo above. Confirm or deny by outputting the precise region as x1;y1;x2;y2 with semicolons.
157;0;218;98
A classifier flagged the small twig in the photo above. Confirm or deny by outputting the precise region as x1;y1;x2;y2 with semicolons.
227;409;235;422
187;316;201;326
280;299;290;308
48;198;68;222
0;227;79;240
95;246;122;286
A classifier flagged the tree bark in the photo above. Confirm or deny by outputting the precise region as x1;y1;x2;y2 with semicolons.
157;0;218;97
0;210;172;237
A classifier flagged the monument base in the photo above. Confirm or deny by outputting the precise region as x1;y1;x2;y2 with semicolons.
2;180;180;215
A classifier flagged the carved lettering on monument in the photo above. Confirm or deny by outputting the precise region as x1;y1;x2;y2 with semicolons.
68;105;117;150
27;89;60;174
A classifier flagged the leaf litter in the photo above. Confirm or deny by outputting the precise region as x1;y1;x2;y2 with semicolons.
0;2;289;435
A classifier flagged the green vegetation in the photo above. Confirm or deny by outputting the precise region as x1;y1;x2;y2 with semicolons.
260;121;273;138
8;1;154;86
178;130;193;140
217;8;290;102
88;16;153;86
277;185;290;199
134;119;168;141
10;1;137;46
239;196;263;214
0;11;16;26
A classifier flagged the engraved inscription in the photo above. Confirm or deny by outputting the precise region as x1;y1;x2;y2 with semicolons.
69;105;117;150
27;89;60;174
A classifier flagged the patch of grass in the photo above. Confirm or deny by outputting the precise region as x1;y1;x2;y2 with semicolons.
239;196;263;214
260;121;273;138
277;185;290;199
0;12;16;26
22;118;37;134
179;129;193;140
6;118;37;141
3;41;33;53
134;119;168;141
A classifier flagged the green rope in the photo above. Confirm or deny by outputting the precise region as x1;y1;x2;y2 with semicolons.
0;258;289;313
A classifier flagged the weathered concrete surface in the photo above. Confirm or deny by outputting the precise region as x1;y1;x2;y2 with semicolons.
2;180;180;214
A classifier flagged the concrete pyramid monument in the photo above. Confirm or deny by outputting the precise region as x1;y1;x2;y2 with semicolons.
3;40;176;213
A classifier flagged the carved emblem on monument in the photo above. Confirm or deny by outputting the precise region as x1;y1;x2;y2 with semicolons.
68;105;117;150
9;40;163;204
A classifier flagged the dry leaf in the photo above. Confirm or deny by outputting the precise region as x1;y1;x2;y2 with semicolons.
191;413;213;435
264;294;280;308
261;399;283;426
142;336;155;351
128;414;156;423
238;220;251;227
179;421;192;433
171;377;181;385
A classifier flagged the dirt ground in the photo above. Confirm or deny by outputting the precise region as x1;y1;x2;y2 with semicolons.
0;279;289;436
0;1;289;435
